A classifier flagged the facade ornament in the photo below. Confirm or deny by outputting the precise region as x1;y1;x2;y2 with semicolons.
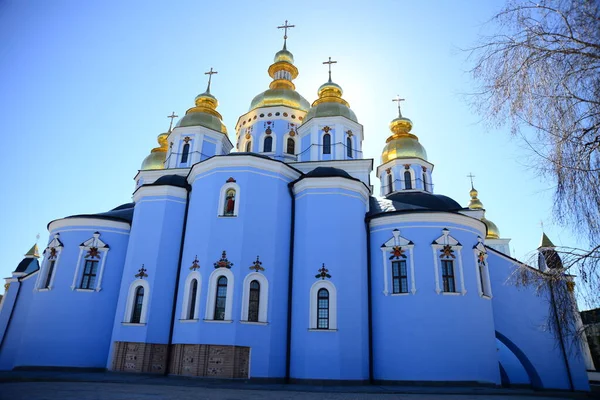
265;127;272;135
85;247;100;259
289;130;296;137
386;168;391;174
322;126;331;133
440;245;455;259
249;256;264;272
226;177;236;183
135;265;148;279
183;136;191;144
245;133;251;140
315;263;331;280
190;256;200;271
48;247;58;260
422;166;427;172
214;251;233;269
346;130;353;137
389;246;407;260
4;283;9;293
404;164;410;169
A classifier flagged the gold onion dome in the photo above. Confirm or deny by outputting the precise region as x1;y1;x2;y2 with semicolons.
176;69;227;134
141;133;169;170
304;79;358;123
467;186;500;239
381;114;428;163
249;44;310;112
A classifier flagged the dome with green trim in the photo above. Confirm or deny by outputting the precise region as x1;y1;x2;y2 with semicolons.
304;80;358;123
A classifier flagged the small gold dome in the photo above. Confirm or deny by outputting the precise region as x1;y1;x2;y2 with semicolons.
381;116;427;163
177;91;227;134
141;133;168;170
304;80;357;123
468;188;484;210
482;216;500;239
274;48;294;64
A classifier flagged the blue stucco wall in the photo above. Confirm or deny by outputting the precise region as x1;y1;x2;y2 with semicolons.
0;277;34;370
488;250;590;391
172;162;295;378
290;183;369;381
369;217;499;384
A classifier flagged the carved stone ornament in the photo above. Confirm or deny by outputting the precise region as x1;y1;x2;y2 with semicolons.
190;256;200;271
214;251;233;269
135;265;148;279
249;256;265;272
315;263;332;280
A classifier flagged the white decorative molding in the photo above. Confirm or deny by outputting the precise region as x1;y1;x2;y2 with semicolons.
401;166;416;190
180;271;202;320
473;238;493;298
431;228;466;295
376;157;434;177
70;232;109;291
309;280;337;330
133;185;187;203
259;131;276;154
369;212;486;236
217;181;241;217
292;177;370;205
380;229;416;295
48;218;131;233
35;233;64;291
123;279;150;324
205;268;234;321
240;272;269;323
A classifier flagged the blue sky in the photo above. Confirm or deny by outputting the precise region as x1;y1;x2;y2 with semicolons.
0;1;577;296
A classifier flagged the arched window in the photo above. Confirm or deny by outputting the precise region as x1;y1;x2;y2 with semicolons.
223;188;236;216
181;143;190;163
346;137;353;158
214;276;228;320
387;173;394;194
422;172;427;191
317;288;329;329
286;138;295;154
131;286;144;323
248;280;260;322
245;140;252;152
263;136;273;152
441;260;456;292
404;170;412;190
392;260;409;294
188;279;198;320
323;133;331;154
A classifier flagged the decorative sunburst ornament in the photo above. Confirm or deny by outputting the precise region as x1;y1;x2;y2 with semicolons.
249;256;264;272
440;245;455;259
323;126;331;133
315;263;331;280
85;247;100;259
135;265;148;279
190;255;200;271
48;247;57;260
389;246;406;260
477;251;486;265
214;251;233;269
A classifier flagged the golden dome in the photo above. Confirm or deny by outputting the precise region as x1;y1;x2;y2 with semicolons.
141;133;168;170
468;187;484;210
381;116;427;163
482;216;500;239
177;90;227;134
248;45;309;112
304;80;357;123
466;185;500;239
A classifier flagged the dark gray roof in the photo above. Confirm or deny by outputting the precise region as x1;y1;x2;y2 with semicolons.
150;174;189;188
304;167;353;179
15;257;40;274
368;192;463;218
58;203;135;226
225;152;273;161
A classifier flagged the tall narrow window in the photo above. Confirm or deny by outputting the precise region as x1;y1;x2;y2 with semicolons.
248;280;260;322
80;260;98;289
181;143;190;163
441;260;456;292
422;172;427;191
287;138;295;154
317;288;329;329
346;137;353;158
245;141;252;152
223;188;236;216
387;173;393;194
44;260;56;289
479;264;487;296
323;133;331;154
188;279;198;320
404;170;412;189
263;136;273;152
392;260;408;294
214;276;228;320
131;286;144;323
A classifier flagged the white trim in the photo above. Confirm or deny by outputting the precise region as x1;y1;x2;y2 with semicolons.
124;279;150;324
380;248;389;296
48;218;131;233
205;268;234;321
35;234;63;291
239;321;268;326
259;132;276;153
369;212;486;236
473;241;493;298
309;280;337;330
71;232;109;291
321;131;333;157
431;229;466;295
203;319;233;323
293;177;370;204
218;181;241;217
282;132;297;157
134;168;188;185
75;288;95;292
376;157;434;177
179;319;199;323
401;167;416;190
189;154;301;183
121;322;146;326
133;186;187;203
180;271;202;320
240;272;269;323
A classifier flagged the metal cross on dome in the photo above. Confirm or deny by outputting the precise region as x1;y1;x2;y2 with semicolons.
277;20;295;43
392;95;405;118
323;57;337;82
204;67;218;93
167;111;178;132
467;172;476;189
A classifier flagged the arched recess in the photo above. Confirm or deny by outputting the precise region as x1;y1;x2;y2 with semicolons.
241;272;269;322
205;268;234;321
181;271;201;320
495;330;543;389
124;279;150;324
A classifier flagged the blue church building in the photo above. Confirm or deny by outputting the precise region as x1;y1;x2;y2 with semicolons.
0;31;593;390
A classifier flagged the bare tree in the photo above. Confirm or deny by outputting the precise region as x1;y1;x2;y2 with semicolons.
468;0;600;308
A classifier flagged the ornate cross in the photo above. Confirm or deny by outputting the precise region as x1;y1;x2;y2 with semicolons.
277;20;295;44
467;173;476;189
135;265;148;279
315;263;332;280
214;250;233;269
167;111;178;132
204;67;218;92
190;255;200;271
249;256;265;272
392;95;405;118
323;57;337;82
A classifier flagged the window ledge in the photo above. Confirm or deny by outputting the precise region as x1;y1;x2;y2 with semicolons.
391;292;410;296
217;215;238;218
179;319;199;323
75;288;95;293
37;288;51;292
441;292;462;296
121;322;146;326
308;328;338;332
480;294;492;300
203;319;233;324
240;320;268;326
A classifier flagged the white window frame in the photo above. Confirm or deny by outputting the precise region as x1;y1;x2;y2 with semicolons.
35;233;64;291
260;132;276;154
309;280;337;330
217;181;241;217
380;229;416;295
431;228;466;295
321;130;333;156
205;268;234;322
71;232;109;292
180;271;202;321
178;136;195;167
123;279;150;325
244;138;252;152
473;238;492;299
240;272;269;324
283;132;297;156
345;134;354;159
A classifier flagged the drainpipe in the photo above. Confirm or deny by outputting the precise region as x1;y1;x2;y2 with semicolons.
285;182;296;383
164;185;191;375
